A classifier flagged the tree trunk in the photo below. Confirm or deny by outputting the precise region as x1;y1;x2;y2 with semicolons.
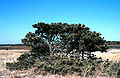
49;44;52;52
48;36;52;53
82;51;84;60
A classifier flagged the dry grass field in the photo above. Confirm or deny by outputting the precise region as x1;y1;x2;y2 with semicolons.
0;49;120;78
0;50;29;78
94;49;120;61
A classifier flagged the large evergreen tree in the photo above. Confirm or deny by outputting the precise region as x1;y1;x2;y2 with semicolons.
22;22;108;59
8;22;118;77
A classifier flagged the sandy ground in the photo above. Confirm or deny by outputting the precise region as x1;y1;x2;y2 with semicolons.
0;49;119;78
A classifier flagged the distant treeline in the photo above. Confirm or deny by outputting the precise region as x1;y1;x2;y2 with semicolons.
0;41;120;47
0;44;25;46
106;41;120;45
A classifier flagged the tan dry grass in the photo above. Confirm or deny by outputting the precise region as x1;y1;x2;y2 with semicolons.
0;50;29;77
0;50;29;63
0;49;119;78
94;49;120;61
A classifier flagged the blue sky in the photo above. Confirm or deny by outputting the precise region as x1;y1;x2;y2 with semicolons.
0;0;120;44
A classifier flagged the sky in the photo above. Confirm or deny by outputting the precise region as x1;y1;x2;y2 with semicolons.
0;0;120;44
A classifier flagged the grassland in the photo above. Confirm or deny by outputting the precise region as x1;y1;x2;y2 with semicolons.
0;49;120;78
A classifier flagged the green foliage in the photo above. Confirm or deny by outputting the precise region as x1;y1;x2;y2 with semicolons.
33;55;120;76
21;32;50;56
23;22;108;58
6;53;36;70
6;53;120;76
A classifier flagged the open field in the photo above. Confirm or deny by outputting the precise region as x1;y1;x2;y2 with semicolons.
0;50;29;78
94;49;120;61
0;49;120;78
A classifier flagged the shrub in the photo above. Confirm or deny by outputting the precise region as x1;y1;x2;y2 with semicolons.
6;22;113;77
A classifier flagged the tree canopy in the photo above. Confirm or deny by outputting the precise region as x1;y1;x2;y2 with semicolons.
22;22;108;59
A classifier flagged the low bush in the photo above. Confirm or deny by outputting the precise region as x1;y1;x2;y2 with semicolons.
6;53;120;77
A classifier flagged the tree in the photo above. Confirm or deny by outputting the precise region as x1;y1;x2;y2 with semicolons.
6;22;111;76
22;22;108;59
